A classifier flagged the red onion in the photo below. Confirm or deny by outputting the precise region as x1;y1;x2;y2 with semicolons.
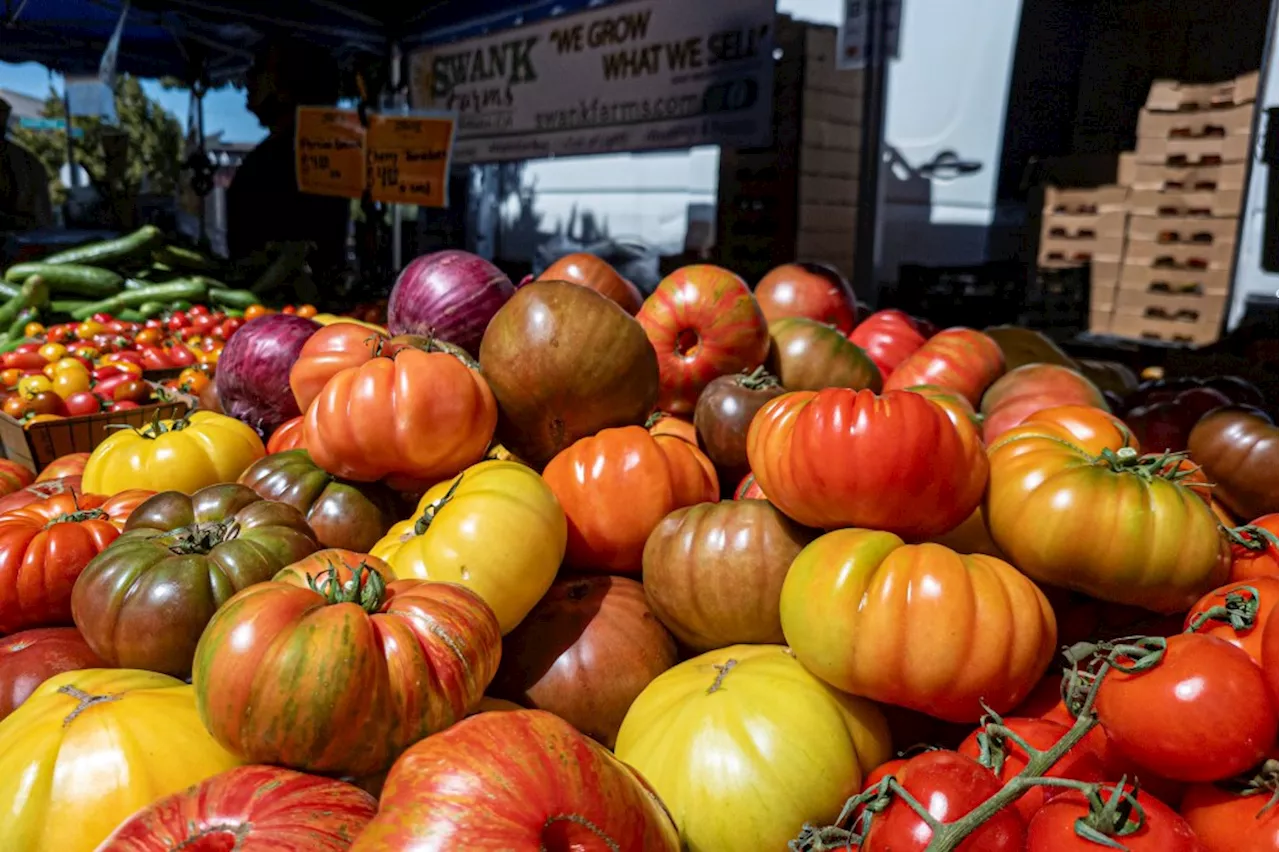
214;313;321;438
387;250;515;355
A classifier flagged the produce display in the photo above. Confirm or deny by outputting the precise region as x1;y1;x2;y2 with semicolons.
0;244;1274;852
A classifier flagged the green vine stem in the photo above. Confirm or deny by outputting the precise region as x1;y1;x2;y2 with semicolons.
45;508;108;529
1184;586;1260;635
737;365;782;390
1217;759;1279;816
413;474;464;536
307;560;386;613
790;636;1169;851
1097;447;1211;489
163;519;240;554
1223;523;1279;551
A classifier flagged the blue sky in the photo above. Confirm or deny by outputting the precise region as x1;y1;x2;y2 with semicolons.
0;60;267;144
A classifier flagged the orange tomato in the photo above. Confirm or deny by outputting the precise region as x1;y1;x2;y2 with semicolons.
0;369;22;387
22;322;44;338
289;323;385;413
176;368;210;395
542;425;719;575
2;396;28;419
244;305;269;321
135;328;163;347
296;304;318;318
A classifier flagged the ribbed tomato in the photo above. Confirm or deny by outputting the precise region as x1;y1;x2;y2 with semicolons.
978;363;1106;444
0;475;84;514
303;342;496;491
0;627;104;720
193;561;502;776
351;709;680;851
290;321;385;412
883;327;1006;405
848;310;926;379
637;264;770;414
97;765;378;851
734;471;766;499
1184;577;1279;667
543;425;718;574
1229;514;1279;581
34;452;88;483
987;405;1231;613
746;388;987;536
266;415;306;454
0;459;34;496
781;531;1056;721
0;489;151;634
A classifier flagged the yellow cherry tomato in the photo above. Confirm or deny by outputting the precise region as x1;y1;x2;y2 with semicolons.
295;304;318;318
37;342;66;362
22;322;45;338
17;375;52;399
0;368;21;387
197;349;220;366
101;359;142;376
72;345;98;361
53;358;88;375
51;369;91;399
41;364;57;380
135;328;162;347
75;320;104;340
82;410;266;495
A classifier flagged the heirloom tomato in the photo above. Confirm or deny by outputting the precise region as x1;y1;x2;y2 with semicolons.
734;471;766;499
1095;634;1276;782
615;644;891;852
352;709;680;852
34;451;88;482
0;458;34;495
848;309;927;379
538;251;645;314
747;387;986;536
859;751;1025;851
1184;577;1279;667
909;383;982;432
0;489;149;634
82;410;266;495
1229;514;1279;581
637;264;770;414
765;317;882;392
371;459;565;633
97;765;378;852
303;342;496;491
754;261;858;332
542;425;718;575
1026;786;1206;852
0;627;104;720
1187;406;1278;520
781;531;1056;721
266;415;307;454
1180;767;1280;852
0;475;83;513
979;363;1107;444
693;368;786;484
0;669;241;852
986;405;1230;612
194;561;502;777
883;327;1006;405
289;321;385;412
72;484;319;677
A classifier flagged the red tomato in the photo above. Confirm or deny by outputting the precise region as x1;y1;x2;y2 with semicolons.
957;717;1107;823
0;627;105;721
96;765;377;852
63;392;102;417
108;350;143;366
3;351;45;370
1096;634;1276;782
111;380;151;404
1264;606;1279;707
168;312;191;331
1184;578;1279;667
168;345;197;366
849;310;928;378
754;262;859;332
108;401;141;412
1180;776;1279;852
138;346;173;371
45;325;72;343
144;318;164;329
266;416;307;454
746;388;987;536
217;318;245;340
188;304;210;316
1027;786;1207;851
1229;515;1280;582
189;315;217;335
884;327;1006;406
860;751;1025;850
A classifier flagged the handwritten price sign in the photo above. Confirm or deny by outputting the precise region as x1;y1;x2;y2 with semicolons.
367;114;456;208
295;108;366;198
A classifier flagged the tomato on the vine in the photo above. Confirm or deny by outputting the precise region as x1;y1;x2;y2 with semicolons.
1026;786;1206;851
1184;578;1279;667
1180;770;1279;852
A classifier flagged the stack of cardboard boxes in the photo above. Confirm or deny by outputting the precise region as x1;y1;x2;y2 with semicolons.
1040;70;1258;345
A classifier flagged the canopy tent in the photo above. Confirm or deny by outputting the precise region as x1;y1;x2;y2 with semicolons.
0;0;609;85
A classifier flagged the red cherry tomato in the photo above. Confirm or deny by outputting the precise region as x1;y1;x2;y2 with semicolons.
107;350;143;366
111;380;151;404
92;373;131;400
139;347;174;371
861;751;1025;850
168;313;191;332
189;314;217;335
3;351;45;370
108;401;141;412
188;304;210;316
217;318;244;340
45;325;72;343
167;345;197;367
63;392;103;417
104;320;128;335
91;312;115;325
144;318;164;330
1026;786;1205;851
1096;634;1277;783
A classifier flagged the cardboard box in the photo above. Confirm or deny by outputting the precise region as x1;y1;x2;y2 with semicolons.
1043;185;1128;214
1136;102;1253;141
1110;313;1224;346
1134;132;1251;165
1144;71;1260;111
1126;161;1248;192
1119;264;1231;296
1126;187;1244;218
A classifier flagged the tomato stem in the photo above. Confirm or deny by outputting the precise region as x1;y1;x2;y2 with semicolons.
1224;523;1279;551
308;559;386;613
737;365;781;391
44;508;107;529
1184;586;1260;635
164;519;240;554
412;474;464;536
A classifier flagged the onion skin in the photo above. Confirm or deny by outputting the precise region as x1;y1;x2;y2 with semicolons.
214;314;320;438
387;250;516;356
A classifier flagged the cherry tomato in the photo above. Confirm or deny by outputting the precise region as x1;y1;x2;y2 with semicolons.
188;304;210;316
198;349;220;367
1096;634;1277;782
22;322;44;338
75;320;104;340
282;305;297;315
1027;786;1204;851
14;343;39;355
189;314;217;335
51;369;91;399
90;312;114;325
111;380;151;404
3;351;45;370
209;311;227;323
244;304;269;321
218;317;245;340
2;395;27;419
45;325;71;343
102;361;143;378
26;391;65;416
17;375;52;399
63;391;102;417
296;304;318;318
71;345;98;361
177;368;210;395
92;373;130;400
168;345;197;367
104;320;128;335
41;364;58;380
168;312;191;332
37;342;66;362
53;358;88;375
135;328;163;347
106;350;143;366
0;368;21;387
24;413;63;426
108;400;141;412
140;347;174;371
144;318;164;330
92;364;128;381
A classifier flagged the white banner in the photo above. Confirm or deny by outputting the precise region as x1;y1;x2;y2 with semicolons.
409;0;775;163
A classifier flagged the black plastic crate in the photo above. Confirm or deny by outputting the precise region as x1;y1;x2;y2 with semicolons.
889;261;1026;329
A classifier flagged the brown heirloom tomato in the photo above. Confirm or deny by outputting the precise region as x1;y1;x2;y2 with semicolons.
637;264;770;414
747;387;987;537
238;449;399;552
765;317;881;392
350;709;680;851
303;342;496;492
71;484;320;677
986;405;1230;613
1187;406;1279;520
642;499;817;651
542;425;718;574
780;530;1056;722
194;560;502;777
883;327;1005;405
692;367;785;484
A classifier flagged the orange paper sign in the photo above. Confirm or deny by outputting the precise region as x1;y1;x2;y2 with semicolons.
295;107;366;198
367;114;455;208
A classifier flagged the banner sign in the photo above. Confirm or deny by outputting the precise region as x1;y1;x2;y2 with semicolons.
295;107;366;199
408;0;776;163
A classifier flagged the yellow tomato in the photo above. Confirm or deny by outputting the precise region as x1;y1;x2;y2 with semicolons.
615;645;892;851
53;357;88;375
41;363;57;379
311;313;388;335
82;410;266;495
72;345;98;361
0;669;241;852
371;459;565;633
75;320;104;339
101;358;142;376
17;374;51;399
22;321;44;338
51;368;91;399
37;342;65;362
